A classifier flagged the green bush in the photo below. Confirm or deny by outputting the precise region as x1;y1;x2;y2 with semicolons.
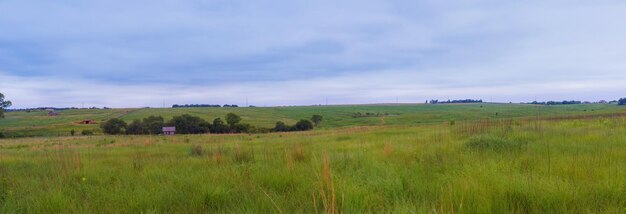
169;114;209;134
292;119;314;131
126;119;148;135
143;116;164;134
101;118;127;135
272;121;290;132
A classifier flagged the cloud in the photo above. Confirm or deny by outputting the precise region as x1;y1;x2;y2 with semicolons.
1;0;626;107
2;69;625;108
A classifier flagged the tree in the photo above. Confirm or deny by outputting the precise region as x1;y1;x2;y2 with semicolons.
292;119;314;131
101;118;127;135
126;119;148;135
619;98;626;106
168;114;208;134
143;116;164;135
212;118;229;134
272;121;290;132
311;115;323;126
0;93;12;118
226;113;241;127
231;123;251;133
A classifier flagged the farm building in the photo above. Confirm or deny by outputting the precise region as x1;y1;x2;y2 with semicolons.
162;127;176;135
47;111;59;116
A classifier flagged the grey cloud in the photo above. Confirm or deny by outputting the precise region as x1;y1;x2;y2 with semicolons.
1;0;626;107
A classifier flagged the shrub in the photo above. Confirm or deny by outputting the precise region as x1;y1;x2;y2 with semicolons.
70;129;75;136
619;98;626;106
101;118;127;135
168;114;208;134
273;121;290;132
126;119;147;135
292;119;314;131
212;118;229;133
0;132;5;138
231;123;251;133
81;130;94;136
143;116;164;135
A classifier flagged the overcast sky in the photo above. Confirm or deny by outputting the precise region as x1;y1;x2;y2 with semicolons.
1;0;626;108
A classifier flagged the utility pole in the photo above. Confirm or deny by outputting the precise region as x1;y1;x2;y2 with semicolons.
246;97;249;107
325;97;328;106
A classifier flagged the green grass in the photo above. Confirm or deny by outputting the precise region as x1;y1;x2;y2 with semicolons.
1;112;626;212
2;103;624;137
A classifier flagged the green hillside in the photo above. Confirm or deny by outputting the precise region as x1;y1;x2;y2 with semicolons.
1;103;624;138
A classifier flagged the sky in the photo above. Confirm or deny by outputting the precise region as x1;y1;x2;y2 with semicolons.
1;0;626;108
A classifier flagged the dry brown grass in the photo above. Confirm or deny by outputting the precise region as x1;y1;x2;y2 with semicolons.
383;142;393;157
315;154;341;214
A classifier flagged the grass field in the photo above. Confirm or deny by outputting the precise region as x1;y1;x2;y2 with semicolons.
2;103;624;137
1;104;626;213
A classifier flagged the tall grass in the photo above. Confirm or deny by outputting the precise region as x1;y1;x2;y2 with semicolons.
1;116;626;212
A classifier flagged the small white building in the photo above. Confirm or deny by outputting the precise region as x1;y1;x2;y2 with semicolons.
162;127;176;135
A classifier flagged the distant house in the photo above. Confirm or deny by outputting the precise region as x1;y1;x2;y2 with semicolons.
162;127;176;136
80;119;95;124
48;111;60;116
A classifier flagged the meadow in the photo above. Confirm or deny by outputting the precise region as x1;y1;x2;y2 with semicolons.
1;103;623;137
1;104;626;213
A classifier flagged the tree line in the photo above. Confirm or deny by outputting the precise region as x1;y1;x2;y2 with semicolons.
172;104;239;108
101;113;323;135
619;98;626;106
429;99;483;104
529;100;583;105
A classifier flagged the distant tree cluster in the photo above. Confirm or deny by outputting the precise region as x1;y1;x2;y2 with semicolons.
528;100;583;105
527;100;624;105
172;104;239;108
546;100;582;105
271;115;322;132
619;98;626;106
429;99;483;104
272;117;319;132
0;93;11;118
101;113;322;135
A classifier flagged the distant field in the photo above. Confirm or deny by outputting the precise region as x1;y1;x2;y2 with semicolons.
1;103;624;137
1;114;625;212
